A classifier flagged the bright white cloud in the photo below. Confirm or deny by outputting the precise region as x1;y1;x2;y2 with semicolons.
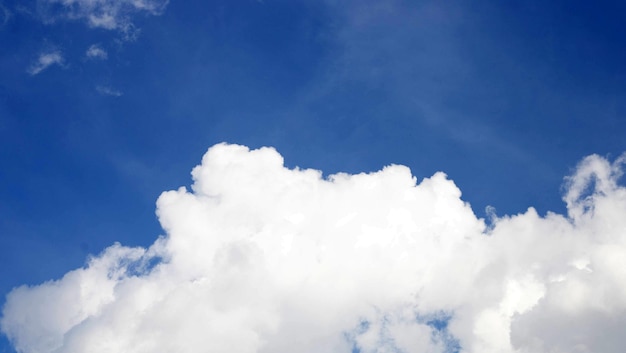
85;44;108;60
27;50;64;75
2;144;626;353
95;85;122;97
37;0;169;32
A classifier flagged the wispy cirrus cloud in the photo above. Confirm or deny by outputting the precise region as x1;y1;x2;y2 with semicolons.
36;0;169;35
3;144;626;353
27;50;64;75
95;85;122;97
0;3;10;28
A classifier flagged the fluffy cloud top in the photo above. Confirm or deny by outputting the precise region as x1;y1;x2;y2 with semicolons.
2;144;626;353
36;0;168;32
27;51;64;75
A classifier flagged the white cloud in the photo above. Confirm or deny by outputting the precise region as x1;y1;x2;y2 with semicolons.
95;85;122;97
27;50;64;75
85;44;108;60
2;144;626;353
36;0;169;33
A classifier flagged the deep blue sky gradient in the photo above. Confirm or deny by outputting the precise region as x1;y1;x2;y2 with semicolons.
1;1;626;351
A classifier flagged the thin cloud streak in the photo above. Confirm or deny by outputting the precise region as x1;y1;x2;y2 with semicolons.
95;85;122;97
0;4;10;27
27;51;64;75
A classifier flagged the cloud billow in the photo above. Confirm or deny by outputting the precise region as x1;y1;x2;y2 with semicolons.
2;144;626;353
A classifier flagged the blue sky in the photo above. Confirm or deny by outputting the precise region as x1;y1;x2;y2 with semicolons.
1;1;626;352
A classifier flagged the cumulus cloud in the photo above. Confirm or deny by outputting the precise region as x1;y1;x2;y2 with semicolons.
2;144;626;353
95;85;122;97
27;50;64;75
85;44;107;60
36;0;169;33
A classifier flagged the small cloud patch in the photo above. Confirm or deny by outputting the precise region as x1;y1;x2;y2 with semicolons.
27;50;64;75
85;44;108;60
95;85;122;97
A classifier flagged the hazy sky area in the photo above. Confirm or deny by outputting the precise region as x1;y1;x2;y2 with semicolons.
1;1;626;353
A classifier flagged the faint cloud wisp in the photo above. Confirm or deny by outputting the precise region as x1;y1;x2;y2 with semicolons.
27;50;64;75
36;0;169;36
0;3;10;27
95;85;122;97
